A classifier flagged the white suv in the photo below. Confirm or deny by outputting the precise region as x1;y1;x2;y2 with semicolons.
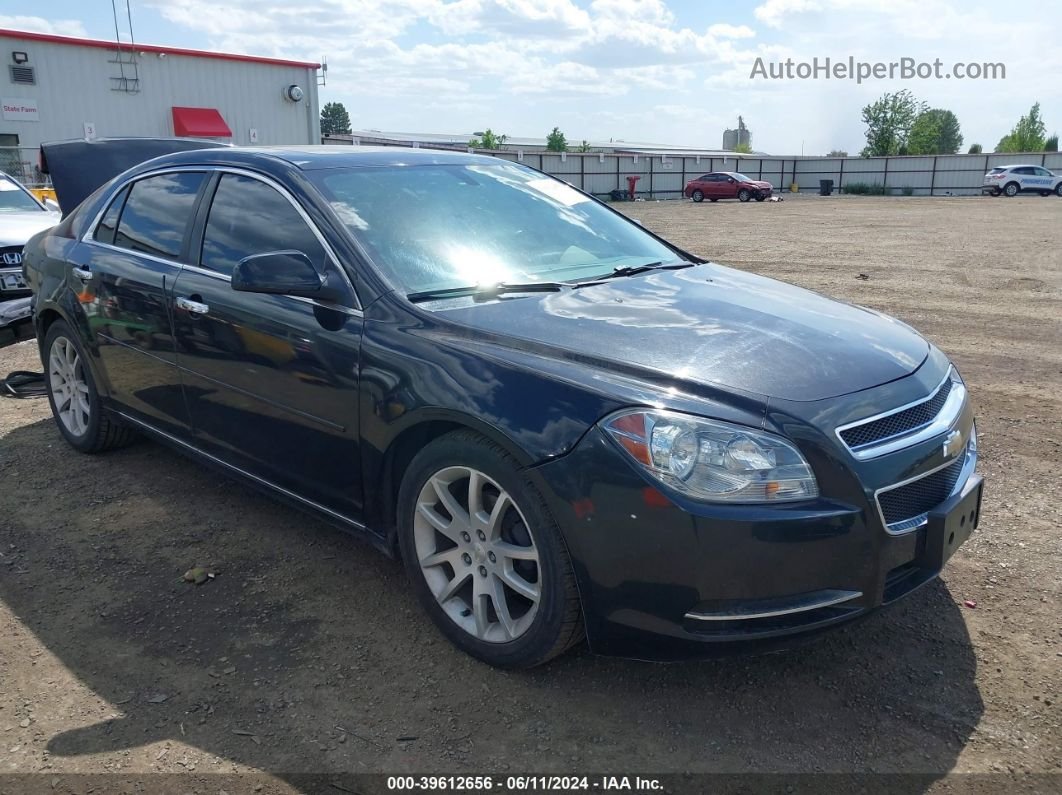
982;164;1062;197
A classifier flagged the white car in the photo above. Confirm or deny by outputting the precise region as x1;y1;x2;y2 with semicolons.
982;164;1062;197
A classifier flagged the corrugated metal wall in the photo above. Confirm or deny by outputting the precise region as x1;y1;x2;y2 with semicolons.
486;150;1062;198
0;34;320;155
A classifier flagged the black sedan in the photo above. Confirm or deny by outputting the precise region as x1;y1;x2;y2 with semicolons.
23;146;982;667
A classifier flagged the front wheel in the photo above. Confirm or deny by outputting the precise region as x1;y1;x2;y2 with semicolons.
691;189;704;202
1056;183;1062;197
1003;182;1020;197
755;195;766;202
397;431;584;668
738;189;751;202
43;320;136;453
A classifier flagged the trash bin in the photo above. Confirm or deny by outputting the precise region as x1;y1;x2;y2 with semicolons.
819;179;834;196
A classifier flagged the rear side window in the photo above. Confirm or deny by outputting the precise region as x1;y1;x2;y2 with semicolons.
113;172;205;261
199;173;325;276
988;167;1006;174
94;186;129;245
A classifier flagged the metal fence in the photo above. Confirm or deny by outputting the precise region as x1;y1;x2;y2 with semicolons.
0;147;48;187
479;150;1062;199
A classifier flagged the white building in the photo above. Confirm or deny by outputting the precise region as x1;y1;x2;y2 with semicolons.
1;28;321;184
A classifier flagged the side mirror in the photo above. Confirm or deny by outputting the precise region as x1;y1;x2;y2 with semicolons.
232;250;346;303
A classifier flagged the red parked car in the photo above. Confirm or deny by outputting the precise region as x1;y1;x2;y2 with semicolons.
685;172;773;203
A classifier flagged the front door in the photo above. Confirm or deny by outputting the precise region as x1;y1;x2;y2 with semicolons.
171;171;364;520
76;170;206;434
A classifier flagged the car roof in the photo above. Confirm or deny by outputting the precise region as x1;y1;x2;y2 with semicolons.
998;164;1044;169
143;145;503;171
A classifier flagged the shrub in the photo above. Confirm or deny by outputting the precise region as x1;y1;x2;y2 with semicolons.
844;181;887;195
901;185;914;196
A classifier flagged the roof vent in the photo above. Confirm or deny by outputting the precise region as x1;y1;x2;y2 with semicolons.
9;65;35;85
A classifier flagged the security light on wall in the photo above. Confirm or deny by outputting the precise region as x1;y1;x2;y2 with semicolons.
11;51;29;64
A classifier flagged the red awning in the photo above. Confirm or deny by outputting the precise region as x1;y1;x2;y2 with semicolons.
171;106;232;138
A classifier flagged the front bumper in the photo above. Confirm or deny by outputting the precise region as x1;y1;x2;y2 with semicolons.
532;364;980;660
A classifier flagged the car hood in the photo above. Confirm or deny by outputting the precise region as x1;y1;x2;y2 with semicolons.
0;211;60;248
438;264;929;402
743;180;773;188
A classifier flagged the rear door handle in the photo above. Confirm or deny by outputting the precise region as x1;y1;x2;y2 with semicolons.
176;296;210;315
71;266;92;281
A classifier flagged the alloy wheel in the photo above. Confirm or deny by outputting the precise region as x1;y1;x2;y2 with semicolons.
413;466;541;643
48;337;91;437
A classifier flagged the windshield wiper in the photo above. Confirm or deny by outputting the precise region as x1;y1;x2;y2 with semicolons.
407;281;568;303
597;260;697;280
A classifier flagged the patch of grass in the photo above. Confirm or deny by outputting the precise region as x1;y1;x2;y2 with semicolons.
843;181;887;195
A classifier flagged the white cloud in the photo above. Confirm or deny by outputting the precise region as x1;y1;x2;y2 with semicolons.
708;24;756;39
0;15;88;37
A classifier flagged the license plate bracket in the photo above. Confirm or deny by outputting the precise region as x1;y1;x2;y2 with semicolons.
925;475;984;569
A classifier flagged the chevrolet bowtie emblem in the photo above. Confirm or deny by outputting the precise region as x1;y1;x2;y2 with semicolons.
943;429;964;459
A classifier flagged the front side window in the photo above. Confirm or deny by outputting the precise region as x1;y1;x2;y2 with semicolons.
311;162;681;294
200;174;325;276
113;172;205;260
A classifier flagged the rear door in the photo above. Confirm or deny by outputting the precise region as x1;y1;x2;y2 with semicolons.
171;170;365;520
76;170;206;434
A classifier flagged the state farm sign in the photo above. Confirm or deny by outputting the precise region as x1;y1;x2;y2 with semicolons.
2;98;39;122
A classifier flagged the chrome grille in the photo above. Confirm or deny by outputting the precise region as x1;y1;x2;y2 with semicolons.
841;378;952;450
877;454;965;529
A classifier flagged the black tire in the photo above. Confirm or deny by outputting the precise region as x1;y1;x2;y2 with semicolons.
1039;190;1051;197
43;320;137;453
1003;181;1020;197
755;195;766;202
397;430;584;668
738;189;751;202
691;189;704;202
709;198;718;202
1056;183;1062;197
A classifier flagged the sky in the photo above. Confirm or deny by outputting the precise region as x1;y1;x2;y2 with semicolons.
4;1;1061;154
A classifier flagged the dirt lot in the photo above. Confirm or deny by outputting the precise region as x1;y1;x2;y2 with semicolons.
1;196;1059;793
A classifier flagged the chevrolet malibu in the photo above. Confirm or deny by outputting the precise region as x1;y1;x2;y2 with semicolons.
23;147;983;667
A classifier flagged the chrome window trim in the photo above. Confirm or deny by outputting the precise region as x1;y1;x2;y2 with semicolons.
835;367;964;460
115;410;366;532
873;431;977;535
684;589;863;622
79;164;363;312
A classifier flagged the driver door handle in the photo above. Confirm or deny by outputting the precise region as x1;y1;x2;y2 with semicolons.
176;296;210;315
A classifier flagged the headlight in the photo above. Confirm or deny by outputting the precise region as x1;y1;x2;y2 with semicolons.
601;409;819;503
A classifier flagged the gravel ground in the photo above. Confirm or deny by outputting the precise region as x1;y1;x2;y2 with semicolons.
0;195;1059;794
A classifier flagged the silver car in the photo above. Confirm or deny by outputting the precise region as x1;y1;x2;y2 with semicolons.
1;171;60;295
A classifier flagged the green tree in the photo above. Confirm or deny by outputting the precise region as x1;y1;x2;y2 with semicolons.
968;143;983;154
320;102;352;135
826;149;848;157
995;102;1047;152
546;127;568;152
469;128;507;150
733;142;753;154
860;90;927;156
576;140;592;152
907;109;963;154
1046;134;1059;152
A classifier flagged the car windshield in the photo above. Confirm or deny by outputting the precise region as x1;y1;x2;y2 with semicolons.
0;175;45;212
730;173;754;182
310;162;682;294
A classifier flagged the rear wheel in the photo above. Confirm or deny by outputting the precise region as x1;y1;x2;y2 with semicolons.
691;189;704;202
43;320;136;453
1003;181;1020;197
1056;183;1062;197
397;431;583;668
738;189;751;202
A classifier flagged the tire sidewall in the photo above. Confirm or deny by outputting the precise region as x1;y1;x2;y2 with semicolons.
691;189;703;202
1004;182;1019;197
43;320;104;452
738;189;750;202
1055;183;1062;197
397;434;575;668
